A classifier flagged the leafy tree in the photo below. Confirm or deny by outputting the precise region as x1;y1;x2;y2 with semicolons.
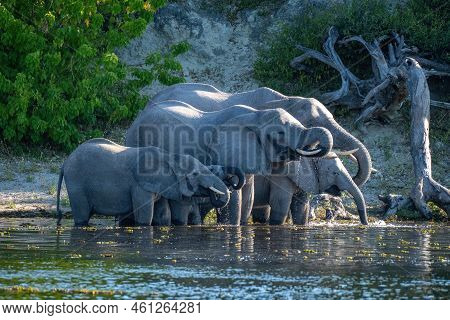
0;0;189;150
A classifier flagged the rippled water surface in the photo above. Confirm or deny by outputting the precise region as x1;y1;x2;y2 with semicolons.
0;218;448;299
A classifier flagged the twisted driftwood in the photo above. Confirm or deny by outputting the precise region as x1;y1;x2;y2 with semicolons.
379;58;449;218
290;27;450;130
308;194;358;222
290;28;449;220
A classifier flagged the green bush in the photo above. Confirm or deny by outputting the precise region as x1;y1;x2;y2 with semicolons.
0;0;188;150
254;0;449;96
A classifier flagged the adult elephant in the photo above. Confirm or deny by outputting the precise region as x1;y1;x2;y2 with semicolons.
252;154;368;225
125;101;333;225
150;83;371;186
149;83;372;224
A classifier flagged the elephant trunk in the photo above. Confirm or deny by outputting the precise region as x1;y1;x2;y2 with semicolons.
340;178;368;225
297;127;333;158
209;189;229;208
331;124;372;186
223;166;246;190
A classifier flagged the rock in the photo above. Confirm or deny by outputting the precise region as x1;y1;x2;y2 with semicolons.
116;0;309;95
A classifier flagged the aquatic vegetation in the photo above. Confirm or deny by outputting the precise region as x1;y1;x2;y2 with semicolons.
159;227;172;233
0;286;122;299
0;218;448;299
82;226;98;232
96;241;117;245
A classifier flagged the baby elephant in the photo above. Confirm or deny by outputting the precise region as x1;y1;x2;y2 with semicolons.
252;153;368;225
57;138;240;226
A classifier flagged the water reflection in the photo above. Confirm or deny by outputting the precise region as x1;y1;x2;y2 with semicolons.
0;218;448;299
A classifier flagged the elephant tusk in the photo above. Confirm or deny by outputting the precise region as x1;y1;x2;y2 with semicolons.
348;154;358;163
209;186;225;195
308;141;320;149
324;152;338;159
296;148;321;156
333;148;359;156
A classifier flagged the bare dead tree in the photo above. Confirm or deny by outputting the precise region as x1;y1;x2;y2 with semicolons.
290;27;449;220
290;27;450;131
379;58;449;218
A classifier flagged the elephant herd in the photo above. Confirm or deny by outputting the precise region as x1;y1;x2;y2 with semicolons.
57;83;372;226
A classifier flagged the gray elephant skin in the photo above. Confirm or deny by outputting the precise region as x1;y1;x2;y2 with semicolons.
149;83;372;225
125;101;333;225
252;154;368;225
56;138;238;226
150;83;372;186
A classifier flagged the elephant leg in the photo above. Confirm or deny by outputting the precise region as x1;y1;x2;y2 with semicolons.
68;190;91;227
132;188;154;226
118;214;135;227
252;206;270;224
217;189;241;225
240;175;254;225
291;190;310;225
269;196;293;225
169;200;191;226
188;205;202;225
268;177;296;225
152;198;171;226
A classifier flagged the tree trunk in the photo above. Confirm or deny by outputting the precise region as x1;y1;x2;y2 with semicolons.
380;59;449;218
406;58;450;217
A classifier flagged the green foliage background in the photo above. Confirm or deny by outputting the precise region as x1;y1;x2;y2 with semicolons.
254;0;449;96
0;0;189;150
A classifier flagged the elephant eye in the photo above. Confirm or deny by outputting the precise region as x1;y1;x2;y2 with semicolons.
192;171;199;176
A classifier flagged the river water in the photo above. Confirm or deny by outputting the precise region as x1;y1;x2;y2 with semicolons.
0;218;448;299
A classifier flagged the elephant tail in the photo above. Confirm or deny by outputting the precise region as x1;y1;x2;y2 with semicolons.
56;164;64;226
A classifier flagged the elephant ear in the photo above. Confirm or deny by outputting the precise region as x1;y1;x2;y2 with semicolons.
131;148;182;201
286;159;320;194
177;174;198;198
165;153;201;198
212;112;272;175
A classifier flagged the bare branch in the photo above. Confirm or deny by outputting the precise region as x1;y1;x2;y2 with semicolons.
291;47;335;69
425;70;450;78
430;100;450;110
379;194;413;217
388;43;396;65
339;35;389;78
291;27;362;105
411;56;450;73
323;27;360;84
362;77;391;106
